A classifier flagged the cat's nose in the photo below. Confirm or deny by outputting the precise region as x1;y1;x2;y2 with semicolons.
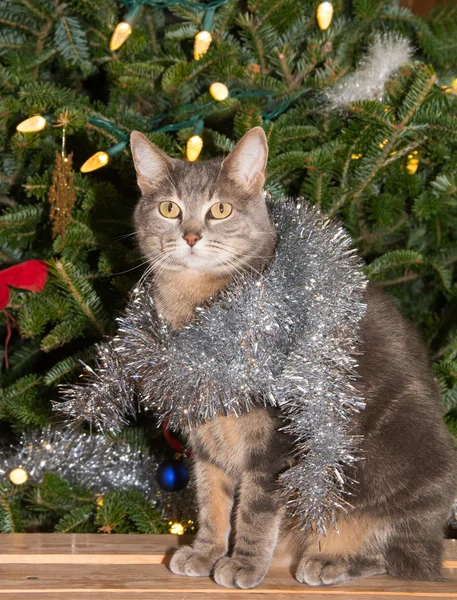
183;233;201;247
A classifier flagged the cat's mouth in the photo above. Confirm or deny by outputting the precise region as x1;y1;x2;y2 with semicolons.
181;249;210;269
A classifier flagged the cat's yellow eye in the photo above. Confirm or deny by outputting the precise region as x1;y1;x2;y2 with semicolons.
209;202;232;220
159;201;181;219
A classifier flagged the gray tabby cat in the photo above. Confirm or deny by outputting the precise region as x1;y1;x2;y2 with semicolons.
130;127;456;589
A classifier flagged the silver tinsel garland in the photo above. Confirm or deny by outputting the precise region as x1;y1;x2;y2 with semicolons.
0;428;160;497
57;201;368;531
0;427;197;527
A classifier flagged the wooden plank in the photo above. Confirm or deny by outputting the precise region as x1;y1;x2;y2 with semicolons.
0;535;456;599
0;533;191;555
0;535;455;567
0;564;456;594
0;554;167;564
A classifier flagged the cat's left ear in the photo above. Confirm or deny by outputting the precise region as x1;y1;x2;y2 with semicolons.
221;127;268;194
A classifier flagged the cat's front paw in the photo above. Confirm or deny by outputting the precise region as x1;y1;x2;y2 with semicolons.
213;556;267;589
296;554;351;586
169;545;221;577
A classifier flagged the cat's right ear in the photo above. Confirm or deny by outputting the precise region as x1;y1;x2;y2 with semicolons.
130;131;173;195
221;127;268;194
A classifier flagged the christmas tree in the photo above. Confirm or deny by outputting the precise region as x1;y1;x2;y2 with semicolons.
1;0;457;533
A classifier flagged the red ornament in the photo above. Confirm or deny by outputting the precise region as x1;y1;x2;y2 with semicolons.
0;260;48;368
162;419;193;458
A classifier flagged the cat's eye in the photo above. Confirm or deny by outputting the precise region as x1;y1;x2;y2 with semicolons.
159;201;181;219
209;202;233;220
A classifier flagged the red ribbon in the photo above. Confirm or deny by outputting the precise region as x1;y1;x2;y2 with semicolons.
162;419;192;457
0;260;48;368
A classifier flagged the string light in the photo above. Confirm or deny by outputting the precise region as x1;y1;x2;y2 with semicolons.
316;1;333;31
194;7;215;60
80;119;128;173
16;115;47;133
110;1;142;51
378;139;388;149
169;522;185;535
351;153;362;160
194;30;212;60
80;141;127;173
406;150;419;175
209;82;229;101
110;22;133;51
452;78;457;95
80;151;110;172
186;120;204;162
186;136;203;162
9;467;28;485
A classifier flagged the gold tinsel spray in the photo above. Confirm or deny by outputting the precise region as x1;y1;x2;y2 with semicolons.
48;118;75;240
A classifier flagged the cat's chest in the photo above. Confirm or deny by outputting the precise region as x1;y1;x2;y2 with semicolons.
189;408;291;478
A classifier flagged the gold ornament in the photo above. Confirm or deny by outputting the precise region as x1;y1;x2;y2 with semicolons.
110;22;132;51
209;82;229;101
48;151;76;240
186;135;203;162
170;522;185;535
406;151;419;175
316;2;333;31
9;468;28;485
80;151;110;173
16;115;47;133
194;30;212;60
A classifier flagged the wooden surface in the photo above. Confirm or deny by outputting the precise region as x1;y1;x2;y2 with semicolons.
0;534;455;599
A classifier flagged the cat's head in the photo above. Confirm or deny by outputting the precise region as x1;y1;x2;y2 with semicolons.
130;127;276;278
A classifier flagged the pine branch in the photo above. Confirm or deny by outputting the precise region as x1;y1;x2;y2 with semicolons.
54;261;107;336
19;0;48;21
0;496;16;533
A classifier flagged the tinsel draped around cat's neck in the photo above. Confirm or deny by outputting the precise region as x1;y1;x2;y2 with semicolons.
57;200;368;532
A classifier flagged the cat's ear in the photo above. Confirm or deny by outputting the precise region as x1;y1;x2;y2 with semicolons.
221;127;268;194
130;131;173;194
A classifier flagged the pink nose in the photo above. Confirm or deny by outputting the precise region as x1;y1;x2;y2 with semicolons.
183;233;201;247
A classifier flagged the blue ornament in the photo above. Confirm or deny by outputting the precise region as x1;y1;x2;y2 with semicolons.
156;459;189;492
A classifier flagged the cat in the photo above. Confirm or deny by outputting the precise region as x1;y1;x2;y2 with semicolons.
130;127;457;589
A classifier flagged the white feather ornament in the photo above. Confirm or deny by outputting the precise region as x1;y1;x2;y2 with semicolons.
326;35;413;108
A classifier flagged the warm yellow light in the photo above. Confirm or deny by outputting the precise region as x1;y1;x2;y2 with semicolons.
451;78;457;95
194;30;212;60
351;153;362;160
186;135;203;162
406;157;419;175
316;1;334;31
16;115;47;133
110;22;132;51
170;522;185;535
9;468;28;485
80;151;110;173
209;82;229;101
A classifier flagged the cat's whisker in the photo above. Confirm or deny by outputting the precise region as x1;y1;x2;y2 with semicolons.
209;243;270;263
134;254;171;289
111;259;152;277
154;253;175;277
115;231;139;241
